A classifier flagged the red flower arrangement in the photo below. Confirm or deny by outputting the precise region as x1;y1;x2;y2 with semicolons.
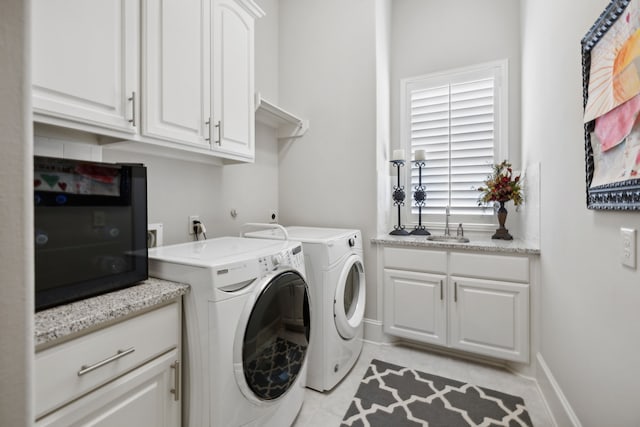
477;160;523;206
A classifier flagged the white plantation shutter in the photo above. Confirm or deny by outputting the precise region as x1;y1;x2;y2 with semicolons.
403;62;507;219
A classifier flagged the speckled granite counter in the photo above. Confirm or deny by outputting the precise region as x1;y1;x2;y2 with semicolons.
372;235;540;255
35;278;189;349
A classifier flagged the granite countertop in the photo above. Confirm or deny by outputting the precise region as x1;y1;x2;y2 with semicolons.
35;278;189;349
372;234;540;255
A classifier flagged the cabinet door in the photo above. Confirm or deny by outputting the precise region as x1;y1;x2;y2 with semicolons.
211;0;256;161
142;0;210;147
449;276;529;363
383;269;447;346
32;0;138;134
37;350;181;427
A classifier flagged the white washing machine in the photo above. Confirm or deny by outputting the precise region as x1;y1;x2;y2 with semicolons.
243;225;366;392
148;237;310;427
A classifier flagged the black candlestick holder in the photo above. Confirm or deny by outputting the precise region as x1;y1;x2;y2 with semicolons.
390;160;409;235
410;160;430;235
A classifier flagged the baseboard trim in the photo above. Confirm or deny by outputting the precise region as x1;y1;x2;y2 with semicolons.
536;352;582;427
362;318;394;344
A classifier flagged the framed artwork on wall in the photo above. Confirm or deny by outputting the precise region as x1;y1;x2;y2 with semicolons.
582;0;640;210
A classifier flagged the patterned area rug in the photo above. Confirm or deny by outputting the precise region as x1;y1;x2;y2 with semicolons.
341;359;533;427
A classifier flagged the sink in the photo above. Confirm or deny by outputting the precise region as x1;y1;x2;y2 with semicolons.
426;235;470;243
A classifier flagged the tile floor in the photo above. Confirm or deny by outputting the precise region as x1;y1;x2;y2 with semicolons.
292;342;554;427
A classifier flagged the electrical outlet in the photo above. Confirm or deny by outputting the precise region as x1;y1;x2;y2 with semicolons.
188;215;200;235
621;227;636;268
147;223;163;247
268;209;278;223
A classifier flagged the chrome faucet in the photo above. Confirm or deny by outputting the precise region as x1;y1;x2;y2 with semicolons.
444;206;451;236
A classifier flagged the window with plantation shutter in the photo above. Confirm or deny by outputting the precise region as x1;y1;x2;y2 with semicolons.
400;60;508;225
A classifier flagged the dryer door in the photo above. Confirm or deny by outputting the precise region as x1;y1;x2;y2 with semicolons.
334;254;366;340
236;270;310;402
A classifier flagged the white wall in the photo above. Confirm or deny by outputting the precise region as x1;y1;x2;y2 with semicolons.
278;0;379;318
0;0;34;425
522;0;640;425
276;0;522;321
255;0;279;103
375;0;392;326
215;123;280;234
390;0;522;161
376;0;392;238
101;148;224;243
390;0;523;234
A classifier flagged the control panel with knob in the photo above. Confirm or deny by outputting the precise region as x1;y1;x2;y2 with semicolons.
272;253;283;267
257;245;305;274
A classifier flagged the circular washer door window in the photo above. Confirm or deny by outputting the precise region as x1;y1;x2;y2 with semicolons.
241;270;310;401
334;255;366;340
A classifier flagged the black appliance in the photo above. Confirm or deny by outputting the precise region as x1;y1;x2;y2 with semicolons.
34;156;148;311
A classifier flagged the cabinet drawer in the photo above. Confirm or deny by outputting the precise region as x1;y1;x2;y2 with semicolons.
384;247;447;273
36;349;180;427
450;252;529;283
35;302;180;418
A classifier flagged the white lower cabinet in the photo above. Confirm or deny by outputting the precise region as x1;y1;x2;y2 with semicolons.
384;269;447;346
35;302;182;426
36;350;180;427
383;247;530;363
449;276;529;362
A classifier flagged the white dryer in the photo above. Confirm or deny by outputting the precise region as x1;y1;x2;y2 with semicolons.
148;237;310;427
244;225;366;392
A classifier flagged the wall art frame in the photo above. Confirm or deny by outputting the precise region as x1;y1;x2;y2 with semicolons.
581;0;640;210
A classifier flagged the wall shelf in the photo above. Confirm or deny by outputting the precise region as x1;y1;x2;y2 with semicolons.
255;93;309;140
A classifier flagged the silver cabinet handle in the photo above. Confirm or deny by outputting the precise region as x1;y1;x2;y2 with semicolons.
170;360;180;401
77;347;135;376
454;282;458;302
205;118;211;142
440;280;443;301
128;92;137;127
214;120;221;145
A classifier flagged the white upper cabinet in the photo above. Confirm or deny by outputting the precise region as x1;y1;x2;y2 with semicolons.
32;0;264;163
142;0;211;148
32;0;138;134
210;0;263;161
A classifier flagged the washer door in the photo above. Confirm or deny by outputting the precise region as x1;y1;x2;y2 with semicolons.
334;255;366;340
237;270;310;402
